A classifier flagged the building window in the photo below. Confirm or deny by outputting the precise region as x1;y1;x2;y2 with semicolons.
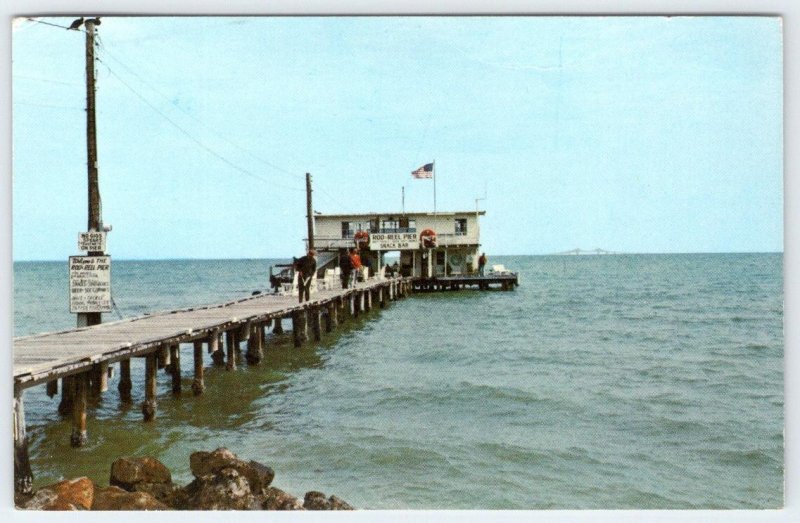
342;221;372;238
455;218;467;235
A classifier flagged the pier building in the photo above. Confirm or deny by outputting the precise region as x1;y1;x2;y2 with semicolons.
311;210;486;279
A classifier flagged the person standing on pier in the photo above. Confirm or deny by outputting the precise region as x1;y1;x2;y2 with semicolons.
350;249;362;284
295;249;317;303
478;252;487;276
339;249;353;289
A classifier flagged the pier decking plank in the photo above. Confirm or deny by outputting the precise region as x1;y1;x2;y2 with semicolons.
13;279;400;389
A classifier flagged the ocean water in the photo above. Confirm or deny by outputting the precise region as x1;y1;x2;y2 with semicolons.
12;254;783;509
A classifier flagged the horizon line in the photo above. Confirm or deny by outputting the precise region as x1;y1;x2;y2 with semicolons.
11;251;785;263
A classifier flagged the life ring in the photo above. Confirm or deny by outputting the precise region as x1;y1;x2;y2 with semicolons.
420;228;437;248
354;230;370;247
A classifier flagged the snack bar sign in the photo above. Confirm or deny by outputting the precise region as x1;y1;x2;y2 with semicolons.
78;231;106;252
69;256;112;313
370;232;419;250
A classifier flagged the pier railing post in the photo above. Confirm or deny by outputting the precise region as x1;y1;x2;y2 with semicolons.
142;352;158;422
170;344;181;394
71;372;89;447
13;392;33;495
118;359;133;402
192;340;205;395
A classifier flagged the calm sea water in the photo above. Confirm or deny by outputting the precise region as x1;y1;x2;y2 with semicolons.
13;254;783;509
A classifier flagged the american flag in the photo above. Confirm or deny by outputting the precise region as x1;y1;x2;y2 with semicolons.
411;162;434;179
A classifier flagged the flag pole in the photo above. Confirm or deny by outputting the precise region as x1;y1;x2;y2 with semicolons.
433;160;437;214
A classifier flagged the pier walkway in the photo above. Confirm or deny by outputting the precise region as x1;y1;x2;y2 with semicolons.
13;277;412;494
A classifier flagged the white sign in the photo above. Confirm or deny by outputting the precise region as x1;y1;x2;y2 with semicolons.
69;256;112;313
370;232;419;250
78;231;106;252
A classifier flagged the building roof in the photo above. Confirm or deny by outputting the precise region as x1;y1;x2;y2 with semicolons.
315;210;486;219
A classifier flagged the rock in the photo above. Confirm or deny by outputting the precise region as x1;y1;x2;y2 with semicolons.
182;468;258;510
110;457;172;491
20;477;94;510
92;486;168;510
329;495;355;510
262;486;305;510
303;490;354;510
189;448;274;493
131;482;184;508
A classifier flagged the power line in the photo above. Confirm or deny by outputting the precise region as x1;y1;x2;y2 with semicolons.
95;36;304;182
100;62;304;192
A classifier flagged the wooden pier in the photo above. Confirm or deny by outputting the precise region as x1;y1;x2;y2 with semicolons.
412;273;519;292
12;277;412;494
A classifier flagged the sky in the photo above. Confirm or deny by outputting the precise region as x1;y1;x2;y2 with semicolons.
11;16;783;259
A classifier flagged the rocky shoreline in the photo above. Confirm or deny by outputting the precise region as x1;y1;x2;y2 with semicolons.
15;447;354;511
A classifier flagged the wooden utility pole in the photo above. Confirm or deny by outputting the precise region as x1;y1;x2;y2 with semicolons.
79;17;103;328
306;172;314;250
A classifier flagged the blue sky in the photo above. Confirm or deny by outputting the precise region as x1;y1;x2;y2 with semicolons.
11;16;783;259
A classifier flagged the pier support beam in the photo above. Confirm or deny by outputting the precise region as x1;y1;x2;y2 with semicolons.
379;287;386;308
210;329;224;366
118;359;133;403
142;353;157;422
273;317;284;335
192;340;205;395
170;344;181;394
58;375;75;415
13;393;33;495
157;345;170;370
91;361;109;397
46;380;58;398
70;372;89;447
246;323;263;364
292;309;308;348
310;307;322;342
225;330;237;371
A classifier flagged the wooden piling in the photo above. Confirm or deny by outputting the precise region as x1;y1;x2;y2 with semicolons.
310;307;322;342
273;317;284;334
142;352;157;422
246;323;263;364
118;359;133;402
58;375;75;415
170;344;181;394
192;340;205;396
13;393;33;495
91;361;109;396
46;379;58;398
225;330;237;371
70;372;89;447
292;309;308;347
209;329;224;366
157;345;169;370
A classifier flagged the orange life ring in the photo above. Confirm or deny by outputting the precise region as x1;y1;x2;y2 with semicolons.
420;228;437;248
354;230;370;247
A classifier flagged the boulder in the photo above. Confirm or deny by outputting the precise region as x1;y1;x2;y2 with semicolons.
131;481;184;508
189;448;274;493
92;486;168;510
262;486;305;510
303;490;354;510
20;477;94;510
110;456;172;491
182;468;258;510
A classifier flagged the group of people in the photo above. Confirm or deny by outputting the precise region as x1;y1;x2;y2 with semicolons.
293;249;488;303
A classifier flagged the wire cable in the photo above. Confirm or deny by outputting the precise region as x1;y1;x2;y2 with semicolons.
100;61;304;192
